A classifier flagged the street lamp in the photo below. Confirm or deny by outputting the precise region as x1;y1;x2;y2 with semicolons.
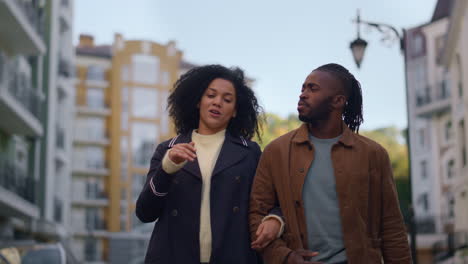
350;10;404;68
350;10;418;264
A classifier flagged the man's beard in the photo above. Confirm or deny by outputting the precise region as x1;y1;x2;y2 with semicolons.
298;96;334;123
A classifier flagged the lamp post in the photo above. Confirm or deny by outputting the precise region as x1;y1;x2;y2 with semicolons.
350;10;418;264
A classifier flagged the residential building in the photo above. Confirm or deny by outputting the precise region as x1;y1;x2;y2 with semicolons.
72;33;183;263
441;0;468;262
405;0;456;262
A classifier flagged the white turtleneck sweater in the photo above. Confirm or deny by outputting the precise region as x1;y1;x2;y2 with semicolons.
161;129;226;263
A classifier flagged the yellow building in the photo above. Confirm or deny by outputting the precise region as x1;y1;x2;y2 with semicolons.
72;33;183;263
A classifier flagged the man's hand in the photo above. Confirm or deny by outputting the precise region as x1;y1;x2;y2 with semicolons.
286;250;321;264
251;218;281;250
168;142;196;164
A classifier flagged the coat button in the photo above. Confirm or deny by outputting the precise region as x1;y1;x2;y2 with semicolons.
299;168;304;173
233;206;240;213
173;178;179;184
295;201;301;208
235;176;241;182
171;209;178;216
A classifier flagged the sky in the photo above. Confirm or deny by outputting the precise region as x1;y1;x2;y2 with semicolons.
74;0;438;130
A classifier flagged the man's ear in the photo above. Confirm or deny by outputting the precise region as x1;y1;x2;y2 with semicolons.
334;95;347;109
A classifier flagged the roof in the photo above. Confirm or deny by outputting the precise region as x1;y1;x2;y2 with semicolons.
431;0;454;21
76;45;112;58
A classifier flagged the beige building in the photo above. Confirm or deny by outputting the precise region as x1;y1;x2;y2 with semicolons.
72;33;183;263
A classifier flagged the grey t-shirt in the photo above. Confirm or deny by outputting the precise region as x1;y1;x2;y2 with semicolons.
302;134;346;263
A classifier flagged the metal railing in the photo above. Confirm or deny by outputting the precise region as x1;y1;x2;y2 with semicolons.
5;57;43;121
416;80;451;108
58;58;74;78
12;0;45;38
0;155;36;204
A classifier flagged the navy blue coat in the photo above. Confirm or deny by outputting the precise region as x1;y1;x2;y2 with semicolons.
135;131;262;264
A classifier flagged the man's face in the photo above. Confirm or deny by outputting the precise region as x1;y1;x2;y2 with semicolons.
297;70;342;123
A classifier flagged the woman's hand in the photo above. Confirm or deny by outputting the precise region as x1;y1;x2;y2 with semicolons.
251;218;281;250
168;142;197;164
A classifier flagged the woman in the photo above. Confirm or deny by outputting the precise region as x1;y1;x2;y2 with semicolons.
136;65;282;264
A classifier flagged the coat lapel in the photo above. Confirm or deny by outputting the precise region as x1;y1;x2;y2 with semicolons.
212;133;249;176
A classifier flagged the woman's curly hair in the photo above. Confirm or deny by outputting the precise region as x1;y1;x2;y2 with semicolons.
168;64;264;140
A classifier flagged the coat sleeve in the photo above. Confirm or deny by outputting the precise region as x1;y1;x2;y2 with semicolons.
378;147;412;263
135;143;174;223
249;145;292;264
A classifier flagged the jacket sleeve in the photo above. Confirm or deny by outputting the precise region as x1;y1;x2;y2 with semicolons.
378;148;412;263
135;143;174;223
249;145;292;264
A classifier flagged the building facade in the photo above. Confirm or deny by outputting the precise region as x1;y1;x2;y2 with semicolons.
72;33;183;263
405;0;456;262
0;0;75;255
406;0;468;262
442;0;468;262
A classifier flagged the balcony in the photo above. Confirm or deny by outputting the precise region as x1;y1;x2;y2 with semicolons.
415;216;437;234
72;165;109;177
0;54;43;137
74;132;110;147
59;0;72;33
76;104;111;117
415;81;451;118
0;0;46;55
72;191;109;207
0;155;39;219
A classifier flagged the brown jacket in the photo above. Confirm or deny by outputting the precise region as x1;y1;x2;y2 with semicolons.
249;123;411;264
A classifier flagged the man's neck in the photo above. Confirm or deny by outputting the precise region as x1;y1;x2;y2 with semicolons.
307;119;343;139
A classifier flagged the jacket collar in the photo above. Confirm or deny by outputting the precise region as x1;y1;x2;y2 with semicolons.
169;130;249;147
170;130;250;178
292;122;356;148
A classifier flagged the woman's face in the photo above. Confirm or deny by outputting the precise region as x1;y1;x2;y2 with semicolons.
198;78;237;135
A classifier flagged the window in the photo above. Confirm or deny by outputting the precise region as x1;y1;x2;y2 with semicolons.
131;122;158;168
418;128;425;148
447;159;455;179
132;173;146;202
121;65;130;81
421;160;427;179
132;54;159;85
84;238;98;261
461;120;466;167
435;34;446;64
160;90;170;135
161;71;170;86
121;137;128;181
449;198;455;218
457;54;464;98
132;87;158;118
419;193;429;212
445;120;452;141
86;88;105;108
411;34;424;56
87;65;105;81
86;147;105;169
121;87;129;130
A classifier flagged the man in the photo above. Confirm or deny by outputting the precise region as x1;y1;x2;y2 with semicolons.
249;63;411;264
